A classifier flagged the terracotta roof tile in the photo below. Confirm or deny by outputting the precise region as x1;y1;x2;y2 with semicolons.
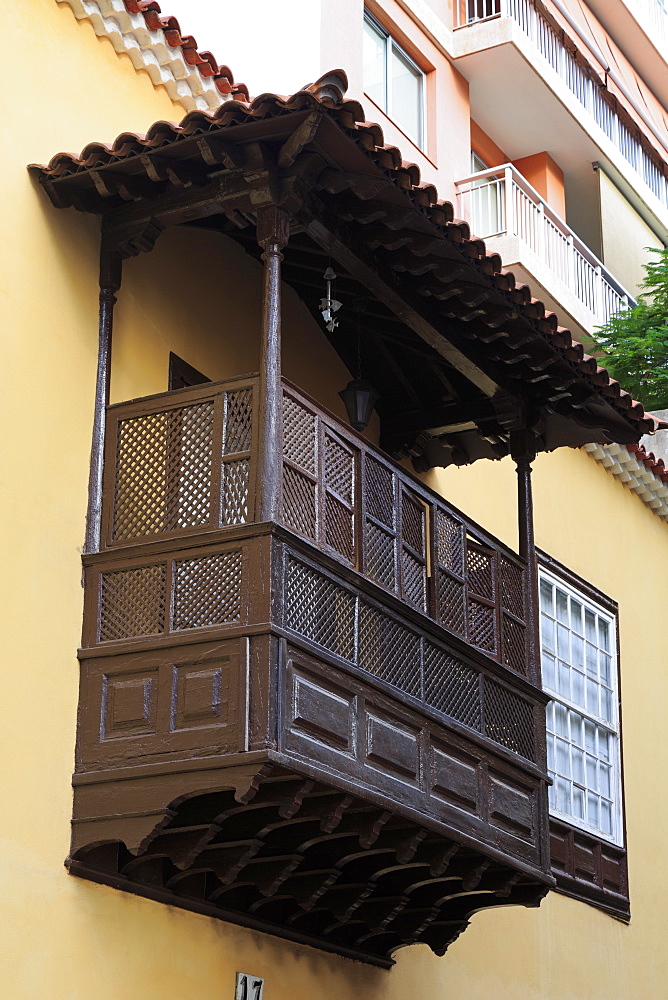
34;70;667;440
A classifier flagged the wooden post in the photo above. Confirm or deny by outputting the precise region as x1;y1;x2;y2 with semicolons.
84;244;121;554
256;206;290;523
511;429;538;684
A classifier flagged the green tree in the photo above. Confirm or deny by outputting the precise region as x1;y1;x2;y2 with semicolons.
596;246;668;410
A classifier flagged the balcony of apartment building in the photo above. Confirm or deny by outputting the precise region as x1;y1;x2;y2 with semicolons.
33;72;658;968
452;0;668;242
455;159;636;342
586;0;668;111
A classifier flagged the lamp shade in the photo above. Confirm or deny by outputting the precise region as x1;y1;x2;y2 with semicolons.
339;378;379;431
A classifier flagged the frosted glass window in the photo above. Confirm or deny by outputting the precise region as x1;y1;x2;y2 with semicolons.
540;570;621;844
363;12;425;148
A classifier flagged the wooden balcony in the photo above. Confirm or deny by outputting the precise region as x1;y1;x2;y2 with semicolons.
71;374;552;965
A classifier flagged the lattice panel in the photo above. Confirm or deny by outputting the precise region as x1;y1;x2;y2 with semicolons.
423;643;482;730
285;559;356;661
402;493;424;554
502;614;528;676
223;459;249;525
325;433;354;503
282;465;316;539
325;493;354;563
224;388;253;454
173;552;243;630
468;598;496;652
365;455;394;528
484;678;535;761
500;556;525;621
99;564;166;641
358;603;422;697
437;570;466;636
436;509;464;575
401;549;426;610
365;520;396;590
113;402;214;541
466;542;495;599
283;394;316;473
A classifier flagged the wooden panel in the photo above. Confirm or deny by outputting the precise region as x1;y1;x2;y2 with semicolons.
549;818;629;918
286;669;355;754
365;711;420;782
102;670;158;739
431;743;480;815
488;772;535;842
78;638;248;769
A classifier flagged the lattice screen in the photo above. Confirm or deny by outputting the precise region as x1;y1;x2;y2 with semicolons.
108;381;254;545
284;555;536;760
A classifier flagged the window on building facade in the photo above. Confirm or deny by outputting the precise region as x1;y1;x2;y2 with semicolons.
469;151;503;238
363;11;425;148
540;569;622;844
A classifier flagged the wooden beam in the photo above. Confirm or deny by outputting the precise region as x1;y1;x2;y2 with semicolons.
299;210;501;399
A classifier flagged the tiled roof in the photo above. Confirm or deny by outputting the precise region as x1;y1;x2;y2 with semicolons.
585;442;668;520
59;0;247;111
35;71;664;442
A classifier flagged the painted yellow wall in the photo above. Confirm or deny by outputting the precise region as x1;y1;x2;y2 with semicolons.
599;169;664;297
4;2;668;999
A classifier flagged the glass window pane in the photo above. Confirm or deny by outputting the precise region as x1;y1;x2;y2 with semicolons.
558;660;570;697
601;800;612;835
599;764;611;797
588;792;599;828
540;579;553;613
542;652;556;690
363;19;387;110
585;608;597;642
572;786;585;819
598;618;610;651
572;748;584;783
572;670;584;707
585;642;598;678
390;44;422;144
571;634;584;670
601;687;613;724
570;599;583;634
542;615;555;652
600;652;611;684
586;754;597;789
557;623;570;658
555;702;569;737
586;677;598;715
556;738;570;776
556;776;570;813
556;589;569;623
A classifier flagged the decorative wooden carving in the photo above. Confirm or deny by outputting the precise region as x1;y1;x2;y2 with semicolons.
72;372;553;965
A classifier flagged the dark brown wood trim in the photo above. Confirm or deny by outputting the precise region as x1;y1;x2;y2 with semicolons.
84;244;121;555
256;206;290;523
168;352;211;390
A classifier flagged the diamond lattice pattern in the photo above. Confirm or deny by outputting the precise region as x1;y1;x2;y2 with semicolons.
99;564;166;641
113;403;214;541
173;551;243;630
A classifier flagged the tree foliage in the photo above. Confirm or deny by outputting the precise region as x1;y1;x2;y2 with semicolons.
595;246;668;410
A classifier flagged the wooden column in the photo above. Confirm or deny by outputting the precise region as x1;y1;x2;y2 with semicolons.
84;245;121;554
256;206;290;523
511;430;539;684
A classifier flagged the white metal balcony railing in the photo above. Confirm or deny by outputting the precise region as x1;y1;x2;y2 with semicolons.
456;0;668;211
456;164;636;325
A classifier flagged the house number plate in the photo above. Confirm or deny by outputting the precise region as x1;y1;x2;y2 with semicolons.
235;973;264;1000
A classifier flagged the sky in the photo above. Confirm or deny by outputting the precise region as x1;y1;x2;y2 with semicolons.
161;1;323;98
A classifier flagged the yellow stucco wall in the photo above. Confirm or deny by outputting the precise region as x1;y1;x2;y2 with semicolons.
4;3;668;999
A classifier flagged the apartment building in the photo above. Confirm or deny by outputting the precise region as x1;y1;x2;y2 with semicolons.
3;2;668;998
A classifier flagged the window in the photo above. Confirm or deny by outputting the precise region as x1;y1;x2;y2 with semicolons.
363;12;425;148
540;570;621;844
469;151;503;238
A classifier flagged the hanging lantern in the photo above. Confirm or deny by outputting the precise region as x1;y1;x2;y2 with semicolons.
339;378;379;432
319;266;342;332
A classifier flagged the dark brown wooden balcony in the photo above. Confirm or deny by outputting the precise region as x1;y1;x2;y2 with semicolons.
72;374;552;966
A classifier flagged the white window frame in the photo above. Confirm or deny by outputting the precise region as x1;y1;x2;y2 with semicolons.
363;11;426;149
539;567;623;846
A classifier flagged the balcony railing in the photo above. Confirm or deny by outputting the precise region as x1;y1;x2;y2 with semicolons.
73;374;551;963
456;0;668;210
456;164;636;325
